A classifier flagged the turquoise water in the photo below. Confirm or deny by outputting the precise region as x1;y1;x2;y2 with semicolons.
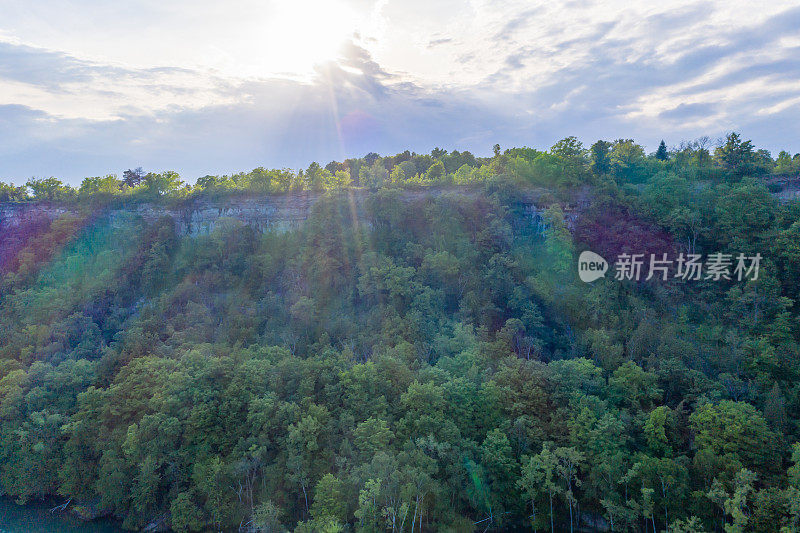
0;498;123;532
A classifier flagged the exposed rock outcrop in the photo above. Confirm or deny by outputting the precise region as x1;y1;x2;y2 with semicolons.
1;187;559;238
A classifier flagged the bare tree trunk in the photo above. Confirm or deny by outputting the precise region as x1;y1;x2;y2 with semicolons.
412;494;420;532
569;499;574;533
50;499;71;513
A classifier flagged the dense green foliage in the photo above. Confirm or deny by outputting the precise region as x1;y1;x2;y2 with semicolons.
2;134;799;203
1;134;800;532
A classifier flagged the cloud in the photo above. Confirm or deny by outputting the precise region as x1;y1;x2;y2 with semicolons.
428;38;453;48
0;42;105;89
644;3;714;31
659;103;717;120
492;9;539;42
0;41;523;182
1;1;800;183
0;40;239;120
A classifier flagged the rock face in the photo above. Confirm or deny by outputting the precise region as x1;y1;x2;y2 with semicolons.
5;188;555;274
765;174;800;201
0;203;75;273
0;203;78;229
0;187;576;257
0;187;528;238
0;192;329;237
0;177;794;240
109;191;325;235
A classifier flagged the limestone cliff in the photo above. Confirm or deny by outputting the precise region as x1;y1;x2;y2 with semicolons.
0;187;561;237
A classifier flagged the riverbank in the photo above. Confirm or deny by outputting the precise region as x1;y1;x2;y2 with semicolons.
0;497;123;533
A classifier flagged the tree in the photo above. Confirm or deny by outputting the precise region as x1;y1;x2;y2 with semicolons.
170;492;205;532
643;406;675;457
555;446;584;533
551;137;589;183
354;478;382;532
713;179;775;251
360;160;390;188
287;406;330;515
656;140;669;161
425;161;446;182
775;151;794;174
551;137;586;159
480;429;519;522
192;456;232;530
714;133;758;177
723;469;757;533
143;171;184;197
386;165;405;185
519;443;561;532
690;401;776;477
322;170;352;190
252;500;283;532
0;181;29;201
590;140;612;175
4;145;800;531
364;152;379;166
79;175;122;197
670;516;708;532
353;417;393;460
305;162;327;190
25;177;75;201
610;139;647;182
122;167;145;188
786;443;800;533
543;205;574;275
311;473;346;522
431;147;447;159
789;443;800;488
607;361;661;411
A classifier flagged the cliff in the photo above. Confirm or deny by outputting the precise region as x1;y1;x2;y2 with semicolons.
0;187;567;238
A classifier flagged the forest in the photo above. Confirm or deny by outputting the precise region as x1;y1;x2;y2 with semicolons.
1;133;800;532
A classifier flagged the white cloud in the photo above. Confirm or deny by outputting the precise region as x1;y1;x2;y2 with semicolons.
0;0;799;182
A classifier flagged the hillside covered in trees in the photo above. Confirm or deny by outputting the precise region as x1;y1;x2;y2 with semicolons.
1;133;800;532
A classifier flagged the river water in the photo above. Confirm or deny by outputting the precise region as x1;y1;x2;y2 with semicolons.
0;497;123;532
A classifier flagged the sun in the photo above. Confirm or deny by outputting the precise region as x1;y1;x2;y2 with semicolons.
259;0;360;77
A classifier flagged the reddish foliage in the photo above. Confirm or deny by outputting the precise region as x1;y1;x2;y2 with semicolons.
0;216;52;275
573;198;676;261
0;213;84;278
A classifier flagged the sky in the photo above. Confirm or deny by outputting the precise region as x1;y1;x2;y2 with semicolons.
1;0;799;185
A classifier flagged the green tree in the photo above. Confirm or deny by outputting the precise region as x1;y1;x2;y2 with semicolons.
170;492;205;532
311;473;347;522
714;132;758;177
590;140;612;175
690;401;776;478
656;140;669;161
79;175;122;197
519;443;561;532
143;171;184;196
775;151;794;174
425;160;446;182
609;139;647;182
0;181;29;201
26;177;76;201
122;167;145;187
